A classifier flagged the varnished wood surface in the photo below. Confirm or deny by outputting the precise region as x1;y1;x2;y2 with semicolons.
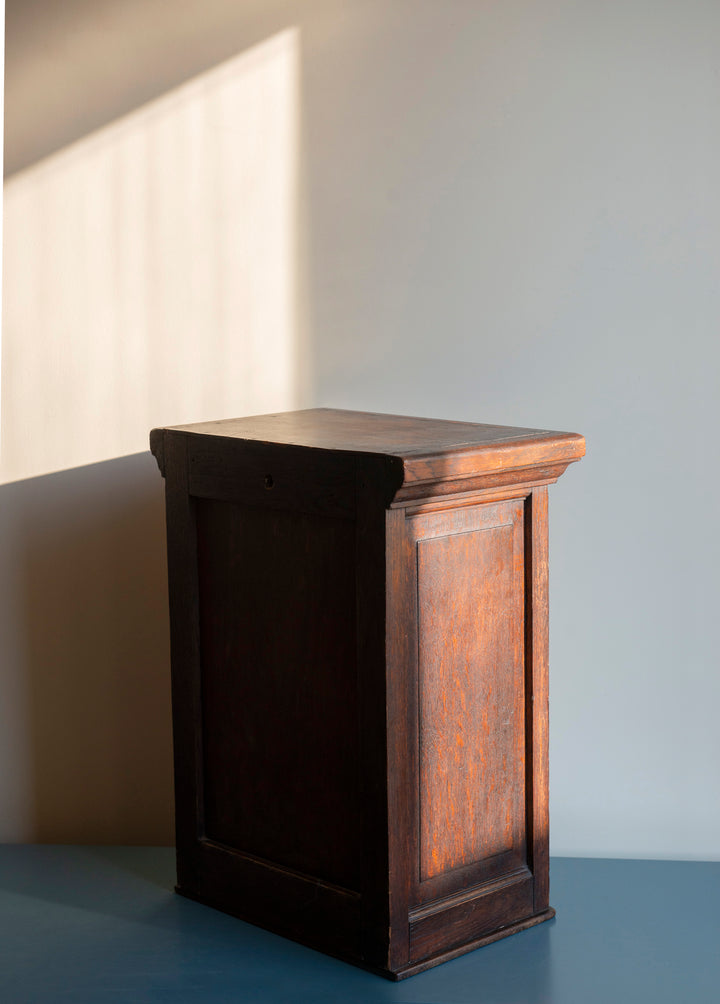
388;497;541;966
196;499;360;889
416;504;525;883
187;436;359;518
383;502;417;971
162;431;203;878
526;488;550;913
151;410;583;978
151;410;584;501
155;408;582;457
408;870;534;964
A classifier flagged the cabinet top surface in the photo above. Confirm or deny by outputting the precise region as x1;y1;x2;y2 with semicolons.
156;408;584;460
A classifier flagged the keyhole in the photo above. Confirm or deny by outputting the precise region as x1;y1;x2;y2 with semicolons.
264;474;274;490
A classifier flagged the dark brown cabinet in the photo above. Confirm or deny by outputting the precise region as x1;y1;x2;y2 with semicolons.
150;409;584;979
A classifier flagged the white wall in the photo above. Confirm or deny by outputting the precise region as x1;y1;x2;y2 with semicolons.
3;0;719;858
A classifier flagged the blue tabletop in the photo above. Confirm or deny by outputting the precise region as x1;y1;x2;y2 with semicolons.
0;847;716;1003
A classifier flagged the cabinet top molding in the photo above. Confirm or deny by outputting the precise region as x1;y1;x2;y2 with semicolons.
150;408;585;503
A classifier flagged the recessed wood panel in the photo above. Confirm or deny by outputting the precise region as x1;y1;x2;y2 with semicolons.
196;499;360;890
417;511;525;882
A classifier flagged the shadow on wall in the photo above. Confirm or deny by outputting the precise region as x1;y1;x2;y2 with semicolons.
1;20;304;843
0;452;174;843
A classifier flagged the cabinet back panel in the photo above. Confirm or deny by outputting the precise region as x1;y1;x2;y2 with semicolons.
196;499;360;890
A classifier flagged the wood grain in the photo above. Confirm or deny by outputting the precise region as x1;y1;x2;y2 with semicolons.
353;455;401;968
159;408;580;459
161;431;204;882
526;486;551;913
153;409;585;505
417;512;525;881
197;499;361;890
409;870;533;962
150;410;583;978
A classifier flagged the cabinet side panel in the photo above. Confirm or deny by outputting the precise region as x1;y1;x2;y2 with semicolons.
196;499;360;890
417;519;525;882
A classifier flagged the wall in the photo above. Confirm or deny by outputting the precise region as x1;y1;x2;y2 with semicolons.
3;0;719;858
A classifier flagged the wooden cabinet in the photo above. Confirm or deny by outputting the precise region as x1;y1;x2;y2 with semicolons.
150;408;584;979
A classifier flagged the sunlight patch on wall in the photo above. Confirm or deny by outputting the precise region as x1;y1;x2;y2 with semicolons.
1;28;300;484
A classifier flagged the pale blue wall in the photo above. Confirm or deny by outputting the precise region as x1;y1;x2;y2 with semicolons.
301;1;720;860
